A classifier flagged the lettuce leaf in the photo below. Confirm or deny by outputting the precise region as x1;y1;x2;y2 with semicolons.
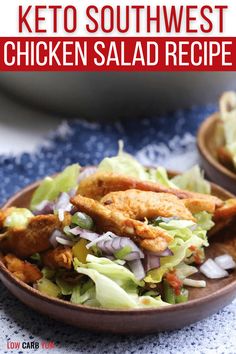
74;255;143;292
138;296;170;307
75;265;169;308
98;152;148;180
30;164;80;210
171;165;210;194
73;255;170;308
194;211;215;231
98;145;210;194
76;267;139;308
149;167;177;188
56;278;75;296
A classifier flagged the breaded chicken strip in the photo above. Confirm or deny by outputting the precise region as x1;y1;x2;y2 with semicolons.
214;199;236;221
0;213;71;258
101;190;196;221
183;198;216;214
3;253;42;284
77;172;222;208
71;195;173;252
42;246;73;270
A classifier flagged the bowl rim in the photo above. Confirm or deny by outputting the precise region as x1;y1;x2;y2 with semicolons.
197;112;236;181
1;175;236;316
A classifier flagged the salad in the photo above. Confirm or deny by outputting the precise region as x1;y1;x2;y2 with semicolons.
0;147;236;309
218;91;236;171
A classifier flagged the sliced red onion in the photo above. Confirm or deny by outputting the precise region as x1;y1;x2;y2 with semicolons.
68;188;77;197
58;209;65;222
49;230;64;248
49;230;75;248
112;237;122;250
125;251;143;261
95;233;144;261
78;167;97;184
86;233;111;249
34;200;54;215
54;192;73;212
148;248;173;257
68;226;84;236
80;230;99;242
143;253;160;272
68;226;99;241
128;259;146;280
55;236;74;247
214;254;236;270
199;259;229;279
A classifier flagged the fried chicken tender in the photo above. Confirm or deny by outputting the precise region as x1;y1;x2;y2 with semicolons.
42;246;73;270
71;194;173;252
214;199;236;221
101;190;196;221
3;253;42;284
77;172;222;208
183;198;216;214
0;213;71;258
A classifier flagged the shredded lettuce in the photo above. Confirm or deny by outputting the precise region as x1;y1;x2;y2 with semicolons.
175;262;198;279
137;296;170;308
56;278;75;296
150;167;177;188
98;144;210;194
41;267;55;279
70;284;82;304
74;255;143;291
76;267;139;308
4;208;33;229
30;164;80;210
98;150;148;180
75;266;169;309
171;165;211;194
71;282;96;305
158;219;196;230
194;211;215;231
73;255;169;308
145;220;209;283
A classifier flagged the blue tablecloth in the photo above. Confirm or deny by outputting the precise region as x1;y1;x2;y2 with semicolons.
1;104;236;354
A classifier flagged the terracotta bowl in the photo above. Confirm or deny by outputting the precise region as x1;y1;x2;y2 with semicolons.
197;113;236;194
0;177;236;334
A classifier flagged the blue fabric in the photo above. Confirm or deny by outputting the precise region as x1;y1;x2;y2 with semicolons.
0;103;216;206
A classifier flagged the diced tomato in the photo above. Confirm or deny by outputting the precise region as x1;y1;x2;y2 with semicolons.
193;248;204;265
189;245;196;252
165;271;183;295
189;246;204;265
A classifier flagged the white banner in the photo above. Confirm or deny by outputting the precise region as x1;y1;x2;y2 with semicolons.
0;0;235;37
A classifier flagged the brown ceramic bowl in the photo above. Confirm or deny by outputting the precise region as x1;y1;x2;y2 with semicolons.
197;113;236;194
0;176;236;334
